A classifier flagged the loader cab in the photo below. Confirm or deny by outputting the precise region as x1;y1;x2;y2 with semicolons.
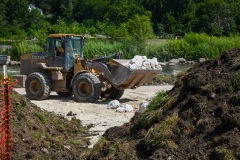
46;34;84;72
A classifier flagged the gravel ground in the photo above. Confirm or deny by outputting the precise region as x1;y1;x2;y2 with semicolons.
14;85;173;148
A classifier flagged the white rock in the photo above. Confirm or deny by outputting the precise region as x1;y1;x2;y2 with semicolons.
64;145;71;149
178;58;186;63
142;61;151;69
116;104;133;113
107;100;120;109
150;58;158;69
142;56;147;60
124;55;162;70
41;148;49;154
199;58;206;63
131;55;144;64
124;104;133;112
116;107;126;113
129;63;141;70
169;59;180;64
156;65;162;70
138;101;149;113
123;63;130;68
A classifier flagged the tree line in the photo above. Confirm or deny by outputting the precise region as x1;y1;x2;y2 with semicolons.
0;0;240;40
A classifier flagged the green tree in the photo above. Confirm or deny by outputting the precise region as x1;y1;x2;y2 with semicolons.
196;0;236;36
120;12;154;44
229;0;240;33
73;0;108;26
0;0;10;38
105;0;145;25
4;0;29;38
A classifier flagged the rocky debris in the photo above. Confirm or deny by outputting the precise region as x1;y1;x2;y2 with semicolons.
199;58;206;62
123;55;162;70
168;58;180;65
66;111;77;116
107;100;120;109
116;104;133;113
107;100;133;113
167;57;195;65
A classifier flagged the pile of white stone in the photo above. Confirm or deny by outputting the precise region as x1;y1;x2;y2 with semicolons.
107;100;133;113
107;99;151;113
123;55;162;70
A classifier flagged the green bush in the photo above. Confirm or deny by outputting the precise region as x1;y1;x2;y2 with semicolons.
145;34;240;61
183;32;208;46
9;41;43;61
83;39;123;59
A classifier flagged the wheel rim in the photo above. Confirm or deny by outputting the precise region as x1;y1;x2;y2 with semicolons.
30;80;40;94
78;81;90;96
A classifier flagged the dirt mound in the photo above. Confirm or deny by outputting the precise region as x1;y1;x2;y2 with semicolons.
9;91;90;159
88;48;240;160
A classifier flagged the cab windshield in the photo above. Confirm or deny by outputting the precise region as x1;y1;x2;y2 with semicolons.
65;37;84;70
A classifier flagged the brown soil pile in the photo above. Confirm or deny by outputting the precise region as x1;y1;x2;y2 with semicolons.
9;91;90;159
88;48;240;160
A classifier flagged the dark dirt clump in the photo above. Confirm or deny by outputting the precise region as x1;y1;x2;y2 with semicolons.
8;91;90;159
88;48;240;160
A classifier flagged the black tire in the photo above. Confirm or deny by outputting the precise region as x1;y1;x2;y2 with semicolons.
57;91;72;97
102;87;124;100
25;72;51;100
72;73;101;102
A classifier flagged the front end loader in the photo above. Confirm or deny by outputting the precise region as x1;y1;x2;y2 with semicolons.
16;34;160;102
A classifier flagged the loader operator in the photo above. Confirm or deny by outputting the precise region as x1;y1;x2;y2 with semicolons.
56;42;64;57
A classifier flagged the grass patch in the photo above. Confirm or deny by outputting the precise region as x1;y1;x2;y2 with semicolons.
84;39;123;59
149;74;175;85
141;91;171;126
68;139;82;145
34;112;47;124
231;73;240;90
84;136;107;159
214;147;236;160
145;113;178;149
34;131;46;141
109;140;121;155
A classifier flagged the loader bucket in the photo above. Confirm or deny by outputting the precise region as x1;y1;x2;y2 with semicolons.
109;59;161;89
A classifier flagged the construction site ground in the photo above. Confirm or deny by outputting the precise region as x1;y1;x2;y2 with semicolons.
14;85;173;148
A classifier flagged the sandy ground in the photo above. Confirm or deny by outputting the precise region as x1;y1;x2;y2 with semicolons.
14;85;173;147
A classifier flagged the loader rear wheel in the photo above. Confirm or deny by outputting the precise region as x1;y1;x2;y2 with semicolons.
102;87;124;100
72;73;101;102
25;72;51;100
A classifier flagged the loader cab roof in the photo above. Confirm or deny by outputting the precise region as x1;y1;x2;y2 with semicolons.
48;34;83;38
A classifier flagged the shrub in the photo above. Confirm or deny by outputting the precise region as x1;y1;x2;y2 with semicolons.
9;41;43;61
145;34;240;61
183;32;208;46
83;39;123;59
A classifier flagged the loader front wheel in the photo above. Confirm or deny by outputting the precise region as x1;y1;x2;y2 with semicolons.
72;73;101;102
25;72;51;100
